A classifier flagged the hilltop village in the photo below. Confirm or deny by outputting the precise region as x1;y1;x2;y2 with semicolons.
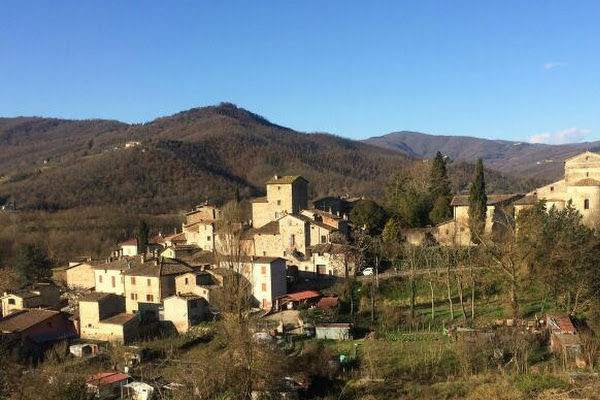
2;151;600;399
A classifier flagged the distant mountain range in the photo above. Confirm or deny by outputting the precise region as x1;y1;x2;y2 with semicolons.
0;104;535;213
364;131;600;181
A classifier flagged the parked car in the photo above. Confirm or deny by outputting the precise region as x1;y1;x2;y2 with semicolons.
361;267;374;276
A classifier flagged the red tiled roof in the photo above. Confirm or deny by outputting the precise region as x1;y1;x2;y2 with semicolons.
0;309;60;333
149;235;165;244
547;313;577;334
87;372;130;387
119;238;137;246
285;291;321;301
317;296;339;312
101;313;137;326
164;232;187;242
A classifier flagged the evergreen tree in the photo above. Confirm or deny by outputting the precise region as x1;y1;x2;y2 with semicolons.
428;152;452;224
13;243;51;285
135;220;150;254
350;200;387;234
468;159;487;243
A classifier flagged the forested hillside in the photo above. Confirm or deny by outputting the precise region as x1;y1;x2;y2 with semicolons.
0;103;536;213
365;131;600;181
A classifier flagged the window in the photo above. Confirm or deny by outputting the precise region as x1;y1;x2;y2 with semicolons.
587;172;590;177
584;199;590;210
263;251;266;256
98;275;103;283
130;293;138;300
131;277;136;285
7;299;15;305
321;235;327;243
277;186;281;190
146;294;154;302
261;266;267;275
290;234;296;246
184;277;189;285
147;278;151;287
550;186;554;192
111;276;116;288
277;200;281;206
207;236;211;242
261;283;267;292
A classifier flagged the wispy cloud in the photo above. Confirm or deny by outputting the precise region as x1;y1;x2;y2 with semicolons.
543;62;566;71
529;127;591;145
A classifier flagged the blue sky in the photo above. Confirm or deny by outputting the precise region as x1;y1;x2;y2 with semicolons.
1;1;599;143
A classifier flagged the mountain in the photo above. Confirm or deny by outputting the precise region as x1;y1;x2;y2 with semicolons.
364;131;600;181
0;104;535;212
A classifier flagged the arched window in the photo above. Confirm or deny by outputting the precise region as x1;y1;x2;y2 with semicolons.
584;199;590;210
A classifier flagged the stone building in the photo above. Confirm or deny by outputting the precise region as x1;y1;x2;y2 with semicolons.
218;256;287;309
163;294;209;333
1;283;61;316
122;258;193;314
51;261;97;289
516;151;600;229
78;292;138;344
407;151;600;247
251;175;308;228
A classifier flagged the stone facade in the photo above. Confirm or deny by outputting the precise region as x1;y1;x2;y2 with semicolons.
519;151;600;229
251;176;308;228
52;262;96;289
163;295;209;333
79;293;138;344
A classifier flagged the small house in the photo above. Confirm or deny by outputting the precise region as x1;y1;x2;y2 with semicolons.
164;294;209;333
87;372;131;398
278;291;321;310
124;381;154;400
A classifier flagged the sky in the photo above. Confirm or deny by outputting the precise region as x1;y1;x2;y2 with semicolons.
1;1;599;144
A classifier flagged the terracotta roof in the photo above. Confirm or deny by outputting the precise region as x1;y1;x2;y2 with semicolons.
316;296;339;312
164;232;187;242
250;196;268;203
149;234;166;244
119;238;137;247
122;259;193;277
284;290;321;301
238;256;285;264
180;250;216;265
100;313;137;326
513;195;539;205
241;220;280;239
309;220;337;231
165;293;202;300
310;243;355;255
266;175;307;185
302;208;343;220
87;372;131;387
547;313;577;334
79;292;116;302
451;194;523;207
571;178;600;186
92;257;143;271
0;309;60;333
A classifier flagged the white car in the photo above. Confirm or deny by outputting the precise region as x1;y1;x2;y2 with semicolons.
362;267;374;276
